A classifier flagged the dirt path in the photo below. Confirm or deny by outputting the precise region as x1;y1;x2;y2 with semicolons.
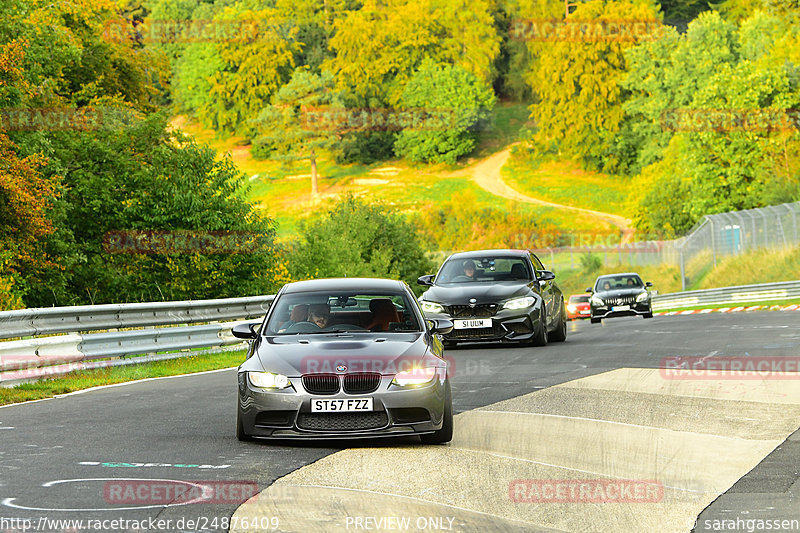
466;146;634;241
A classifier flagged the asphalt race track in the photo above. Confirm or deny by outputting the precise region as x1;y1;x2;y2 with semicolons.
1;312;799;532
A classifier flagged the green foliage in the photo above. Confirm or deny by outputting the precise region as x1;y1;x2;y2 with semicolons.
579;253;603;274
393;60;496;164
170;2;298;137
325;0;501;105
624;11;800;233
286;197;435;289
252;69;342;162
525;0;663;172
21;114;285;306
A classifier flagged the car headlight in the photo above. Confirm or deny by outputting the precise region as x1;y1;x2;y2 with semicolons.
248;372;291;389
392;367;437;387
567;304;577;313
636;291;650;303
590;295;605;306
421;301;445;314
503;296;536;310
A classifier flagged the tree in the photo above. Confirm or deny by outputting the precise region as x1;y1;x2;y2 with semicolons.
625;11;800;233
325;0;501;105
170;2;298;137
524;0;662;171
286;197;435;291
22;114;286;306
393;60;496;164
252;69;343;196
0;133;57;309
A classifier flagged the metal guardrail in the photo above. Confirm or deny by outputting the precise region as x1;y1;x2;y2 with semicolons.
652;280;800;310
0;296;274;340
1;281;798;385
0;295;274;385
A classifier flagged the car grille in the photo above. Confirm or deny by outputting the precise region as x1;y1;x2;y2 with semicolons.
605;295;637;306
447;304;498;318
449;323;506;339
343;372;381;394
302;374;339;395
297;412;388;431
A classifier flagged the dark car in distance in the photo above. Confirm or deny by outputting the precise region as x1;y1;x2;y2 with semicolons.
417;249;566;346
232;278;454;443
588;273;653;324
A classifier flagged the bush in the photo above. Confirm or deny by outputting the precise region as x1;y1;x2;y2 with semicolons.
286;197;435;290
580;253;603;274
394;60;496;164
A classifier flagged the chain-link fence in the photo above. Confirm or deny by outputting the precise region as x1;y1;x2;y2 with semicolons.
674;201;800;290
530;201;800;289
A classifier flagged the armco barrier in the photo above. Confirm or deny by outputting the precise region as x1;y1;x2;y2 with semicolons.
0;294;274;385
1;281;798;385
0;295;274;340
652;280;800;310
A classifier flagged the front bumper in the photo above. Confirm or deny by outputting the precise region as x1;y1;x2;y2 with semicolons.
238;373;448;439
424;306;543;343
591;301;651;319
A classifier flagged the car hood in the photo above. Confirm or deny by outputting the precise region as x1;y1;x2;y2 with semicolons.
423;282;530;305
255;333;433;376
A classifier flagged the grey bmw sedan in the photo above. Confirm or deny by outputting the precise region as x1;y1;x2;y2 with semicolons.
232;278;454;443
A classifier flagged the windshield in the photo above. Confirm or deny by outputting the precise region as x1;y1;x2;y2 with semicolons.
569;295;590;304
265;291;423;335
436;256;531;284
594;275;644;291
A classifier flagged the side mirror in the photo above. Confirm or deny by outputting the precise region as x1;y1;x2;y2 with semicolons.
417;274;434;286
231;322;258;339
585;287;593;293
645;281;653;287
536;270;555;281
427;318;454;335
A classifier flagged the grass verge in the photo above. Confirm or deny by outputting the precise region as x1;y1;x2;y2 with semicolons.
0;349;247;406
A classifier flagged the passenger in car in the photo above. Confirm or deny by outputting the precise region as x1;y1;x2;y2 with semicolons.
278;304;309;332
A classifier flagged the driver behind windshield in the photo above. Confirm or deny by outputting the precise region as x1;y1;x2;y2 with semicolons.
463;260;476;279
308;304;331;328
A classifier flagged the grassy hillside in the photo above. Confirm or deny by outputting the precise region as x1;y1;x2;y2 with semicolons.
503;152;630;216
554;246;800;299
174;103;623;243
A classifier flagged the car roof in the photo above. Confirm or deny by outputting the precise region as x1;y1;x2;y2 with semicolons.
282;278;407;294
445;249;530;260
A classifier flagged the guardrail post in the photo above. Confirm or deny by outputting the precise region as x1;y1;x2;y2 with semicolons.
680;250;686;291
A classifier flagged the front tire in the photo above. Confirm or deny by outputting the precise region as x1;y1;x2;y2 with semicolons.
421;382;453;444
643;311;653;319
590;317;601;324
530;307;548;346
549;300;567;342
